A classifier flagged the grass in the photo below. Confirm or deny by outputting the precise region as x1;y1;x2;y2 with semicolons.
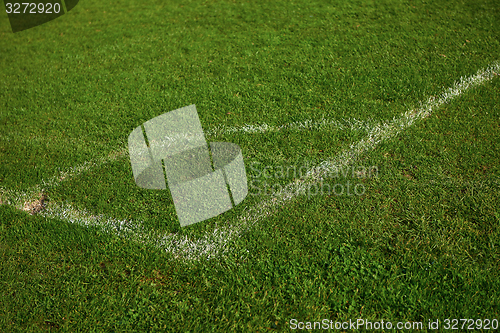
1;0;499;331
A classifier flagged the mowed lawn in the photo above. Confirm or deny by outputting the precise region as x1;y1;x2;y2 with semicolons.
0;0;499;331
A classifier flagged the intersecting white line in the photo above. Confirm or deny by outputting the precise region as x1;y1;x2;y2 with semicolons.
157;61;500;261
1;61;498;262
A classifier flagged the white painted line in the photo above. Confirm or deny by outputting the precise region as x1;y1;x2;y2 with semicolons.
1;61;498;262
205;117;376;137
158;61;500;261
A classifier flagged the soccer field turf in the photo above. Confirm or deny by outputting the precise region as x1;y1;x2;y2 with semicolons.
1;0;499;331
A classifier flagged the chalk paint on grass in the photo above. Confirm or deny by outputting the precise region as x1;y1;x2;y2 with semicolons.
1;61;499;262
159;61;500;261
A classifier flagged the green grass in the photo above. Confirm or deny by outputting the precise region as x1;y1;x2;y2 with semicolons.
1;0;499;331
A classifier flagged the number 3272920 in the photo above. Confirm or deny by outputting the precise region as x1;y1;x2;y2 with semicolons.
5;3;62;14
